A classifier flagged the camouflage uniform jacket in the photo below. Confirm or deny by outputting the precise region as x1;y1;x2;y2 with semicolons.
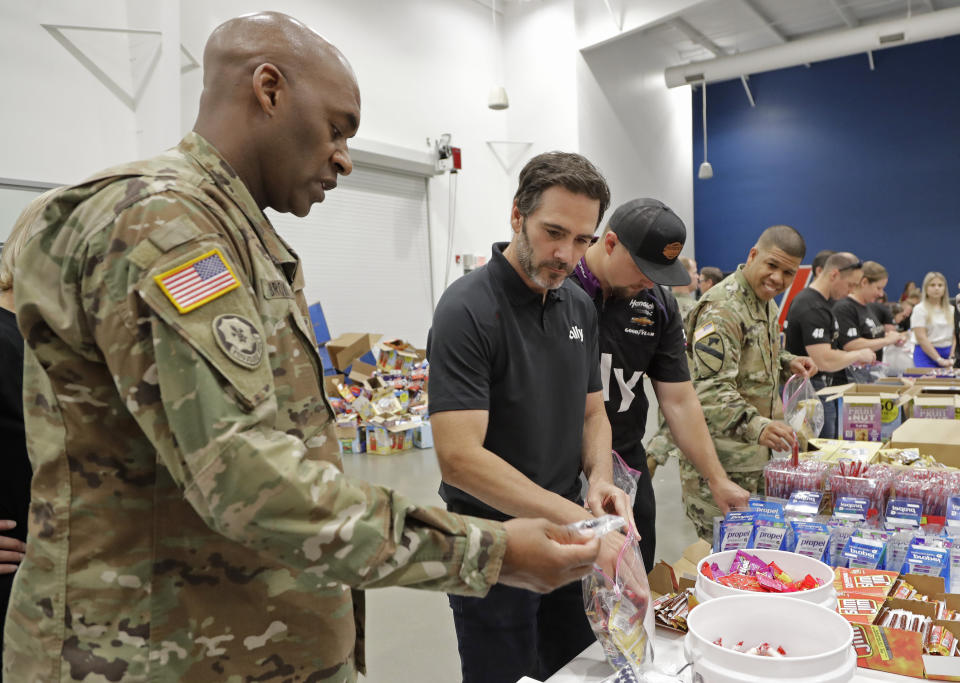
684;266;797;472
6;132;506;682
674;291;696;323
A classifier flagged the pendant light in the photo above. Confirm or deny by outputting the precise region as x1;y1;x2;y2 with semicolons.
698;79;713;179
487;0;509;110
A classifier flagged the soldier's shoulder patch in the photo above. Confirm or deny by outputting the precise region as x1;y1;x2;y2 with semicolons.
154;248;240;314
693;328;724;377
212;314;263;369
693;321;715;341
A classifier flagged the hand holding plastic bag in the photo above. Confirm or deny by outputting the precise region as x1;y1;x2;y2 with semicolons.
577;515;653;676
782;373;824;443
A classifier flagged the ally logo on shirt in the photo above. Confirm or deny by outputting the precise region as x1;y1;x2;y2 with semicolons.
569;324;584;342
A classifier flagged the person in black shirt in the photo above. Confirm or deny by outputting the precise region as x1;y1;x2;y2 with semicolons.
834;261;906;362
568;198;748;571
784;252;875;439
428;153;636;683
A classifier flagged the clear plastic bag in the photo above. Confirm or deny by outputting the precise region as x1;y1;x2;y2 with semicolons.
612;450;643;508
580;523;654;676
781;373;824;443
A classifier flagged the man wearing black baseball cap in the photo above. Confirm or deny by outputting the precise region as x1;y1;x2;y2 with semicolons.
569;198;749;571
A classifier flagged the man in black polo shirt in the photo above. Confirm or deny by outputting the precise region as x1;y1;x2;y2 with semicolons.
427;152;636;683
569;198;749;571
784;252;875;439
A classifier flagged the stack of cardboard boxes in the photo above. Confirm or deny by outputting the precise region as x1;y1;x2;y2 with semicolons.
323;333;430;455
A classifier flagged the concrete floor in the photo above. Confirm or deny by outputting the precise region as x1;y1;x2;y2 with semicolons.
342;382;698;682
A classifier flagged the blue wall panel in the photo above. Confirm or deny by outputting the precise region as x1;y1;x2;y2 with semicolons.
692;36;960;299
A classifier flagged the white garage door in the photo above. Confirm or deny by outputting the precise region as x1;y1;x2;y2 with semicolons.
267;165;433;348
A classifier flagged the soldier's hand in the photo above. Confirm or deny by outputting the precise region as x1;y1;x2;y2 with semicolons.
499;518;600;593
0;520;26;575
789;356;817;378
758;421;796;452
854;348;877;364
707;476;751;515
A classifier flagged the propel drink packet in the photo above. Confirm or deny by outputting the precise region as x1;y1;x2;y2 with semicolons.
828;518;860;567
791;520;830;562
884;498;923;530
902;543;950;581
749;498;785;520
843;535;886;570
834;496;871;522
716;511;756;552
947;496;960;528
751;516;788;550
785;490;822;518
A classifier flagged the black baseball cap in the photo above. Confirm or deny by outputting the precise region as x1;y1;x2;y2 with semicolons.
607;198;690;286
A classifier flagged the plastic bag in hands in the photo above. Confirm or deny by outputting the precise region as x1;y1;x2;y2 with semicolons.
612;450;643;507
580;522;654;676
782;373;824;444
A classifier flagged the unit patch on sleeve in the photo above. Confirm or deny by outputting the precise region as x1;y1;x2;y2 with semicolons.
212;314;263;368
154;248;240;314
693;322;724;376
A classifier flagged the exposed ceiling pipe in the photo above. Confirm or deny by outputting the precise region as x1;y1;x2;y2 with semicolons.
664;5;960;88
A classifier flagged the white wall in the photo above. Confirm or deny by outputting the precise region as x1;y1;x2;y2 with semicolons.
0;0;698;297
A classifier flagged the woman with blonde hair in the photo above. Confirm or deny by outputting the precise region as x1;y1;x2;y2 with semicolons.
833;261;905;363
911;271;955;368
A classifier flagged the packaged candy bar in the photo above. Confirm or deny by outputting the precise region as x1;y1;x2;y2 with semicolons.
926;625;958;656
711;638;788;657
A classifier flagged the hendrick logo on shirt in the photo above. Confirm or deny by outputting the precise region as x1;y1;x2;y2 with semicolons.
569;324;584;342
629;299;654;311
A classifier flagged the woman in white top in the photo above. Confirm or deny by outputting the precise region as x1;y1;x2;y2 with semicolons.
911;271;955;368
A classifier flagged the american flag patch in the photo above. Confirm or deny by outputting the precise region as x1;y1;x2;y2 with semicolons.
154;248;240;314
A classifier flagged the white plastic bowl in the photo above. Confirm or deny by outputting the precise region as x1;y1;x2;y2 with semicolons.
695;548;836;609
684;594;856;683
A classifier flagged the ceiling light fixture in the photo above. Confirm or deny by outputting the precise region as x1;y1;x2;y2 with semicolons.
488;0;509;110
698;79;713;179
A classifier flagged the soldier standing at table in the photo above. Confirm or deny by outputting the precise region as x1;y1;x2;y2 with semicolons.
681;225;817;540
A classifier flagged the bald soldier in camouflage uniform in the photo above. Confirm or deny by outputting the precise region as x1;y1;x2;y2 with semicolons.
680;226;816;540
4;13;600;682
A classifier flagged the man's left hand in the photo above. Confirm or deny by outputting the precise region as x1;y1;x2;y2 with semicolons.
789;356;817;378
586;480;636;535
708;477;750;515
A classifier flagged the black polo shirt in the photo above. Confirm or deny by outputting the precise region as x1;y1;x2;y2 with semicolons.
568;258;688;456
784;287;842;385
427;242;602;521
835;297;886;360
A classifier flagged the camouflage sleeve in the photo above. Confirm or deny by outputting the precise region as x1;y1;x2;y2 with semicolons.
779;347;800;385
80;196;506;596
687;303;771;444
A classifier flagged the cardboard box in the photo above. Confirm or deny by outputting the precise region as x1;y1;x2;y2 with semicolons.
365;417;418;455
325;332;378;371
348;361;378;388
413;421;433;449
323;373;346;399
890;419;960;468
335;414;366;454
840;573;960;680
913;395;959;420
821;382;915;442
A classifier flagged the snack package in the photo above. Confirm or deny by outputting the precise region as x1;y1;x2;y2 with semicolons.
901;543;951;582
763;459;830;502
842;535;887;570
713;510;756;552
781;373;824;444
751;516;789;551
884;498;923;530
827;518;860;567
790;520;831;562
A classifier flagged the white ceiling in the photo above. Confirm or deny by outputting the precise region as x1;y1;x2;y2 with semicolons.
637;0;960;65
